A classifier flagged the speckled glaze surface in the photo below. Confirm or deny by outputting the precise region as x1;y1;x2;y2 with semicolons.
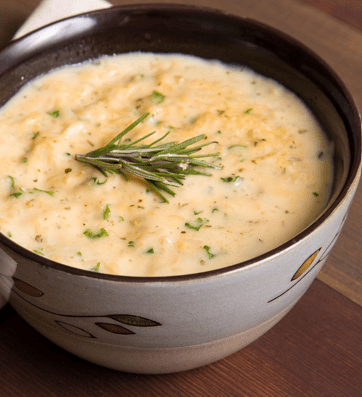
0;5;360;374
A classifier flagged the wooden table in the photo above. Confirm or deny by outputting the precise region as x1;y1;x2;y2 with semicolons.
0;0;361;396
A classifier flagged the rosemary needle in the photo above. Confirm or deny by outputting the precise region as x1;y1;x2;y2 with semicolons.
75;113;221;202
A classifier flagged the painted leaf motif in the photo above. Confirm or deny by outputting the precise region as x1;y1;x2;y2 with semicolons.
96;322;135;335
291;248;321;281
56;321;95;338
13;277;44;297
108;314;161;327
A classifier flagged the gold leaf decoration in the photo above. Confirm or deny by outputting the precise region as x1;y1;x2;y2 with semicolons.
291;248;321;281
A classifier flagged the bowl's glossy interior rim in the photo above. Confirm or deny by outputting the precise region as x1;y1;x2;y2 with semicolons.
0;3;361;283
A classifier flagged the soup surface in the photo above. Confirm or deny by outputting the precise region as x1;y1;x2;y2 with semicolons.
0;53;333;276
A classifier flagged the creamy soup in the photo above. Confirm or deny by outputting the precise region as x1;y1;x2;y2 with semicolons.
0;53;333;276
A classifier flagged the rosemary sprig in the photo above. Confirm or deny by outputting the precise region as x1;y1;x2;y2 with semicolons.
75;113;221;202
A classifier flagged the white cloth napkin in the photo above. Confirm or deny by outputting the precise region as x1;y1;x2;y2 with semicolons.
0;0;112;310
14;0;112;39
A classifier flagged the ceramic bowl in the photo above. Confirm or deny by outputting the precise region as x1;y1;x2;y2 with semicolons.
0;4;360;374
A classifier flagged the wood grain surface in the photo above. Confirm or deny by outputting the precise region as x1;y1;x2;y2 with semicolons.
0;0;361;396
298;0;362;31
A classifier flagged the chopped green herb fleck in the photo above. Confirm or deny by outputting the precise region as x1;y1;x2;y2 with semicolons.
7;232;12;238
32;132;39;139
32;188;54;196
150;90;165;104
228;144;247;150
128;241;135;247
221;176;242;183
212;208;219;213
203;245;216;259
33;249;44;256
103;205;111;220
47;110;60;118
244;108;253;114
313;192;319;197
8;175;16;189
216;130;222;134
10;191;23;198
119;216;124;222
83;228;109;239
185;218;209;231
64;168;72;174
23;158;28;164
77;251;82;256
91;263;101;272
194;210;203;215
66;152;71;156
92;177;107;185
146;248;155;254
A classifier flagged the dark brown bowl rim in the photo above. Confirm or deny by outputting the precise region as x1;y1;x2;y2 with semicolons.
0;3;361;284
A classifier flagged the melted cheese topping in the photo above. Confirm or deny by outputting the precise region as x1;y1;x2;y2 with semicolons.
0;53;333;276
